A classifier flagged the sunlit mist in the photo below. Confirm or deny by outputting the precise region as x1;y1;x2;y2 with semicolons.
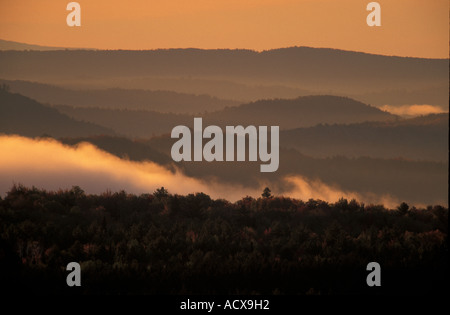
379;104;448;117
1;135;398;206
0;135;250;200
284;175;399;209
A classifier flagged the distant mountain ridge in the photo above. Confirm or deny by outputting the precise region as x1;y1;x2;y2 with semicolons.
0;39;91;51
56;95;397;137
1;46;445;76
142;133;447;205
0;89;447;205
203;95;396;129
281;113;448;161
0;47;446;96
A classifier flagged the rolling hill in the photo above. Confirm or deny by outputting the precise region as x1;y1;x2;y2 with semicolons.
203;95;396;129
0;79;239;114
0;47;446;88
280;113;449;161
0;39;90;51
55;105;189;138
59;135;172;166
0;89;114;137
0;46;446;106
56;95;397;138
1;88;446;205
141;134;448;206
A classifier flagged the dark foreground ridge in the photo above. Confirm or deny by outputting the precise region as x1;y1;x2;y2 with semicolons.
0;184;447;295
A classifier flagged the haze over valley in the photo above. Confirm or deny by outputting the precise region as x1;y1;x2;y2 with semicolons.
1;45;448;208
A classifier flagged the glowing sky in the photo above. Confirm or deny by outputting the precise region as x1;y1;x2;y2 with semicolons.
0;0;448;58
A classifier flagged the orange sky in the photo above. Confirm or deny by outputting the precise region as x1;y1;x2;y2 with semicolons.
0;0;448;58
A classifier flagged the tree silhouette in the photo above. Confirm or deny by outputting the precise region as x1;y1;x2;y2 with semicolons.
397;202;409;215
153;186;169;199
262;187;272;198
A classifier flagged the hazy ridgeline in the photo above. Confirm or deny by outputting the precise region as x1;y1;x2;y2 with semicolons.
0;44;448;295
1;87;447;206
0;47;447;107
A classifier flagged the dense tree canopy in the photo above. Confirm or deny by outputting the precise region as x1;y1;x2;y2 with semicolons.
0;184;447;295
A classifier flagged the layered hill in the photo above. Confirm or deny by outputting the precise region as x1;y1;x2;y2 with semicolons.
1;89;447;205
0;79;239;114
0;89;114;137
281;113;449;161
59;135;172;166
0;47;447;105
0;39;80;51
0;47;446;87
56;95;397;137
142;134;448;206
203;95;396;129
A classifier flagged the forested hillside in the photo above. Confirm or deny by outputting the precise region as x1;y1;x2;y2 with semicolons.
0;89;114;137
0;185;447;294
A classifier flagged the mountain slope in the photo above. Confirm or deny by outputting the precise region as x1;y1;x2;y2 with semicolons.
59;135;172;166
0;39;89;51
0;79;239;114
143;134;448;206
55;105;190;138
0;47;446;86
0;47;446;104
204;95;397;129
56;95;398;137
0;90;115;137
280;113;449;161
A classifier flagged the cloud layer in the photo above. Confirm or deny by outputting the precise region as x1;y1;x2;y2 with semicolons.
0;135;399;206
0;135;260;201
379;104;447;117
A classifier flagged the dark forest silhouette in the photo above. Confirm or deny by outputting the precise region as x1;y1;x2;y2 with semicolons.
0;184;447;294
